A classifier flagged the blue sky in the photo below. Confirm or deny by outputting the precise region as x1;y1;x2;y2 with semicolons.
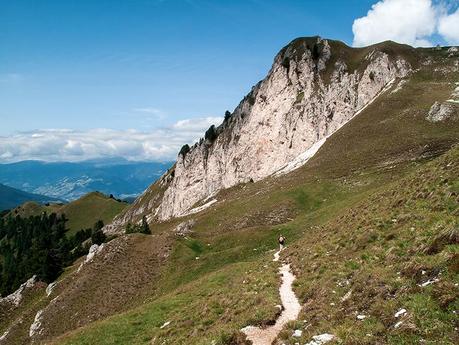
0;0;458;162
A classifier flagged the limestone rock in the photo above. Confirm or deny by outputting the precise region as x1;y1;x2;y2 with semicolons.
106;37;412;233
29;310;44;337
427;102;454;122
0;275;37;307
174;219;195;237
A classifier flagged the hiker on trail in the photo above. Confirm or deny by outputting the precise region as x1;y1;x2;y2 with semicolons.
278;235;285;251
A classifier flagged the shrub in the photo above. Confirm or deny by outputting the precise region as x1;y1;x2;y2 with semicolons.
140;216;151;234
247;95;256;106
91;220;106;245
224;110;232;122
295;91;304;103
73;228;92;244
281;56;290;69
125;222;134;234
126;216;151;235
311;43;321;60
205;125;218;142
179;144;190;157
369;71;375;81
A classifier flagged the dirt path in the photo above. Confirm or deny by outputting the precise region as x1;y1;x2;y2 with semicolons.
241;249;301;345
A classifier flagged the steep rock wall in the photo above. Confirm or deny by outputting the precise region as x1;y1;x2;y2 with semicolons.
154;38;410;220
107;37;413;232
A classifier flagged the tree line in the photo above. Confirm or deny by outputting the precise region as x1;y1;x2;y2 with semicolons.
0;211;151;297
0;213;106;296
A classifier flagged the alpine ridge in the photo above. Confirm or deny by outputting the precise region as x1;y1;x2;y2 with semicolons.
106;37;414;233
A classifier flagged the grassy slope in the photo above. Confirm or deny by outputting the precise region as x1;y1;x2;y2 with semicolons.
53;148;458;345
52;46;459;345
0;282;50;343
8;192;128;235
60;192;128;235
282;146;459;345
9;201;63;218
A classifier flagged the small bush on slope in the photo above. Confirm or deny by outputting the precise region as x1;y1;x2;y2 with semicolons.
126;216;151;235
91;220;107;245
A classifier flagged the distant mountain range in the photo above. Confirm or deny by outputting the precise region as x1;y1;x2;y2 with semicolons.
0;183;63;211
0;158;172;202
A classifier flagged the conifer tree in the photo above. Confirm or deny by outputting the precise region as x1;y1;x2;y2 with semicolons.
141;215;151;234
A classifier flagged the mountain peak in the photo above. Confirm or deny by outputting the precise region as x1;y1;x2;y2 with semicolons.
105;36;422;233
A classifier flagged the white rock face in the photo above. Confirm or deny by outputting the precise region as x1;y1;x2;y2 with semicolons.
109;38;411;229
179;199;217;217
85;244;104;263
427;101;454;122
274;137;327;176
29;310;44;337
46;282;57;297
173;219;195;237
156;39;409;220
77;243;104;272
0;275;37;306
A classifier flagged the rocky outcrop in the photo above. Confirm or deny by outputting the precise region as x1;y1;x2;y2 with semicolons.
76;243;104;272
107;37;413;232
26;234;171;343
427;101;455;122
29;310;44;337
173;219;195;237
0;275;37;307
427;83;459;122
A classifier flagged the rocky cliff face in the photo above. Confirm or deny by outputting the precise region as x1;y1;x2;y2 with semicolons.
107;37;414;232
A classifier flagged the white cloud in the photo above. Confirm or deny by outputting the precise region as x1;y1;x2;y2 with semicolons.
172;117;220;131
352;0;437;47
0;117;223;163
438;7;459;44
133;107;163;115
131;107;167;121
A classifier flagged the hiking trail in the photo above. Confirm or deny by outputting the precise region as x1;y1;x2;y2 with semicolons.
241;248;301;345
